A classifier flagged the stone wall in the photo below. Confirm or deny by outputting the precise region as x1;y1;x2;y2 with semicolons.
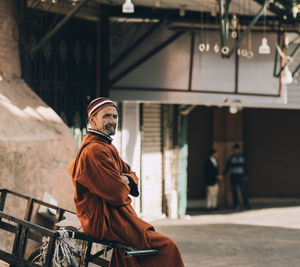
0;0;78;261
0;0;77;258
0;0;76;211
0;0;20;80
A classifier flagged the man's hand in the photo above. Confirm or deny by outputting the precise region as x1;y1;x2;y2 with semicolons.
120;175;130;184
217;174;223;180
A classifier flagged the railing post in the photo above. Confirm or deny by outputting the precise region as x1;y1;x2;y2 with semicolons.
0;189;7;213
84;241;93;267
54;208;65;230
11;224;24;267
18;198;34;258
45;235;57;267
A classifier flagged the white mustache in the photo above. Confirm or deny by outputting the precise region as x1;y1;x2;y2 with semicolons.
105;124;116;129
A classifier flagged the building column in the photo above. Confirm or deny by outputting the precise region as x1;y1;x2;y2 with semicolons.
96;5;110;97
0;0;21;80
178;115;188;216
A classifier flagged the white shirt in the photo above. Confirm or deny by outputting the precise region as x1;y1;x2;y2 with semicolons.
210;156;218;167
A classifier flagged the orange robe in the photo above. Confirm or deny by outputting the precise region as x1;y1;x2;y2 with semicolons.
68;132;184;267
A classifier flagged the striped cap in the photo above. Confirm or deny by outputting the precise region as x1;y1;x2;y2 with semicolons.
87;97;118;117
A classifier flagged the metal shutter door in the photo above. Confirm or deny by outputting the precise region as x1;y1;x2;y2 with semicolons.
141;103;163;220
121;102;141;214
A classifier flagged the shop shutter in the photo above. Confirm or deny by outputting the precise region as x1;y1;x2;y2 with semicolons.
120;102;141;214
141;104;163;220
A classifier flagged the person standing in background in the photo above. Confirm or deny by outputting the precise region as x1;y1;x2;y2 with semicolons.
204;149;222;211
223;143;250;210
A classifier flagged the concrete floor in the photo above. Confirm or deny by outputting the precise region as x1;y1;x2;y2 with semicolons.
154;203;300;267
1;203;300;267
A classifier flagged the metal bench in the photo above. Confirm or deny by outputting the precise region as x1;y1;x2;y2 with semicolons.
0;188;158;266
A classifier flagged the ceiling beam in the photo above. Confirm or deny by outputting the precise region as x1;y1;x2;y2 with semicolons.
110;31;185;85
109;20;164;71
30;0;92;54
254;0;300;25
27;0;100;21
274;44;300;77
292;62;300;77
225;0;272;59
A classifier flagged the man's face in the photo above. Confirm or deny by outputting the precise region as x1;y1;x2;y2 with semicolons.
90;106;118;136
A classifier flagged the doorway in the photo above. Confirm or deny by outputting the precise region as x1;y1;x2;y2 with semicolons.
187;106;213;204
243;108;300;198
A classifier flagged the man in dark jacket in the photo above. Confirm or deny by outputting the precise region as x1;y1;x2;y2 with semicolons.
223;143;250;210
204;149;221;211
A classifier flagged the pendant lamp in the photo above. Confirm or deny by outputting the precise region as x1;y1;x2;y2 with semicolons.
122;0;134;13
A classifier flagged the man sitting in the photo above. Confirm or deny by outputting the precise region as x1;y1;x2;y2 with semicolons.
68;97;184;267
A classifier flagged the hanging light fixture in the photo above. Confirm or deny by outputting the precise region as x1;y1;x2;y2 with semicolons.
292;4;299;18
258;3;270;55
281;66;293;85
231;14;238;39
179;5;186;17
198;10;206;53
224;99;242;114
259;37;271;54
229;105;239;114
122;0;134;13
71;0;80;5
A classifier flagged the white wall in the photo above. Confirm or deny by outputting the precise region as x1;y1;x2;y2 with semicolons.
110;23;287;107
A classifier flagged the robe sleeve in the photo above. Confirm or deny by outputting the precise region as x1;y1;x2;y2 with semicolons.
127;176;139;197
120;160;139;197
76;146;132;207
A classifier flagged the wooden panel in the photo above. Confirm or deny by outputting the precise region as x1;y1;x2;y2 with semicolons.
285;42;300;109
213;108;242;141
238;33;279;95
191;31;235;93
243;108;300;197
112;24;190;90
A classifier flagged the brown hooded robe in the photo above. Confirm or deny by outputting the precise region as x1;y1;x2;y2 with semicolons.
68;132;184;267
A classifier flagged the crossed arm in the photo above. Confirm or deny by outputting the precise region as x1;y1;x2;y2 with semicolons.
76;147;139;206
